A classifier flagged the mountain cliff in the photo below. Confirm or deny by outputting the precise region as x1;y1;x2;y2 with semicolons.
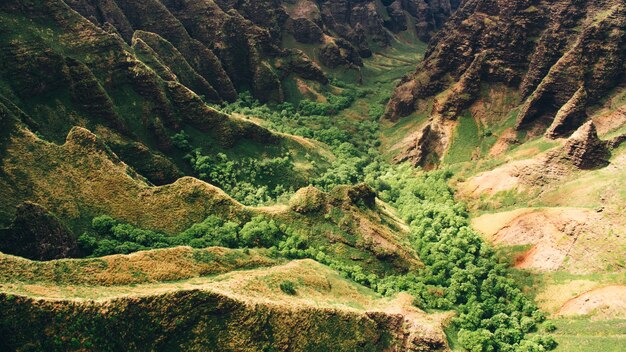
385;0;625;166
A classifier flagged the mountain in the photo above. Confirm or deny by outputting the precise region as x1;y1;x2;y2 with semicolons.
384;0;625;167
1;0;624;351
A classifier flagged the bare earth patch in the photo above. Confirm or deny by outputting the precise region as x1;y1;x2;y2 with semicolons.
472;208;624;273
556;285;626;319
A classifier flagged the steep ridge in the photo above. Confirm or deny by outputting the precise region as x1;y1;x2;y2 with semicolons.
0;253;448;352
64;0;463;89
384;0;626;166
6;0;622;350
0;0;465;188
0;0;304;187
0;124;420;276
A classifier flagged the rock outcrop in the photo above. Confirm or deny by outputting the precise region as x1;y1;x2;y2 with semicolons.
393;0;463;41
283;0;463;65
384;0;625;166
0;202;77;261
554;121;611;169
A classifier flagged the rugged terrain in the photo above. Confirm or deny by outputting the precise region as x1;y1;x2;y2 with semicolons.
0;0;624;351
383;0;625;167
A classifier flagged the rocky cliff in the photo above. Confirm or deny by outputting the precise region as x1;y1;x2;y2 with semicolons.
0;0;466;185
385;0;625;166
0;0;319;186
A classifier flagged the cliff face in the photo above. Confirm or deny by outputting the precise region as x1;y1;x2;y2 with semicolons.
0;0;319;186
283;0;463;67
60;0;462;100
385;0;625;166
0;0;466;184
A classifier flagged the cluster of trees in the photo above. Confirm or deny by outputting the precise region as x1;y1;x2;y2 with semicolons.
172;130;296;206
222;81;367;119
370;166;556;351
78;215;285;256
186;150;295;206
172;84;387;206
165;79;555;351
215;88;388;193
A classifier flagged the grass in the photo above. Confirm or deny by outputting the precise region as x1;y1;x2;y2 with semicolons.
0;251;433;322
551;318;626;352
444;112;481;164
0;258;448;351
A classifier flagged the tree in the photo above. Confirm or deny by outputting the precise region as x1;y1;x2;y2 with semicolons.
458;329;496;352
239;216;283;247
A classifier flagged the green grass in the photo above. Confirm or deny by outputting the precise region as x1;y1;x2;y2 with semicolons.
552;318;626;352
445;112;481;164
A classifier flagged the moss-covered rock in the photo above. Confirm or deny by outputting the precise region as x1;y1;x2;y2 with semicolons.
289;186;327;214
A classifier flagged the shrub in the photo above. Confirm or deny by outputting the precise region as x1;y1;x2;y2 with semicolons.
458;329;496;352
543;321;557;333
79;214;286;257
279;280;297;295
186;150;295;206
239;216;284;247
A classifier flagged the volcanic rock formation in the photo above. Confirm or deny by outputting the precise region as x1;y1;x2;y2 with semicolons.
385;0;625;166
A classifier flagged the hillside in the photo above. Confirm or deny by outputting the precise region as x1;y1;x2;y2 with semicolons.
0;0;624;351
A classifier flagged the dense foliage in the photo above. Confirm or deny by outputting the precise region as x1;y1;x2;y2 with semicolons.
171;84;381;206
79;79;557;351
213;86;387;197
172;131;296;205
78;215;285;256
373;167;556;351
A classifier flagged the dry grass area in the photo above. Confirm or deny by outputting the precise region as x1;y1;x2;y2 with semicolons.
0;247;281;286
460;92;626;334
0;127;246;234
467;149;625;321
0;251;448;347
0;125;335;234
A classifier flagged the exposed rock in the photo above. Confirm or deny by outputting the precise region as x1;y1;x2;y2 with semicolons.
545;86;588;139
385;0;625;166
278;50;329;84
400;0;463;41
555;121;611;169
319;38;363;69
384;1;408;33
393;120;450;168
63;0;464;94
286;17;324;44
607;133;626;149
0;202;77;260
432;52;485;120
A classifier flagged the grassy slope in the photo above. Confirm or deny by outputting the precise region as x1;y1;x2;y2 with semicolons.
0;3;330;197
0;249;447;351
450;86;626;350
